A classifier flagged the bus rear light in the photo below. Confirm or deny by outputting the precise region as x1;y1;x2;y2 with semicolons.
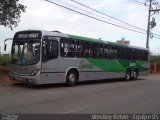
30;69;40;76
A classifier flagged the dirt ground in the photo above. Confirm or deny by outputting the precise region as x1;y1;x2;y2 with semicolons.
0;74;17;85
0;66;15;85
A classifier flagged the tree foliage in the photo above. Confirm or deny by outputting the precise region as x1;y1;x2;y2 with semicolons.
150;55;160;63
0;54;10;66
0;0;26;30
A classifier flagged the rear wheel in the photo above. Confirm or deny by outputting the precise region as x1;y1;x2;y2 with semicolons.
132;69;138;80
66;70;78;86
125;69;131;81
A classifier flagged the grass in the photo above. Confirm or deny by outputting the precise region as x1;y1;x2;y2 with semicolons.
0;54;10;66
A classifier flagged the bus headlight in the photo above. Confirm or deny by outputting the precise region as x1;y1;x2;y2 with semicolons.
30;69;40;76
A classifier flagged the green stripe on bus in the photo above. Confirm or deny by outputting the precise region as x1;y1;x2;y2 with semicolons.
87;58;149;72
67;34;105;43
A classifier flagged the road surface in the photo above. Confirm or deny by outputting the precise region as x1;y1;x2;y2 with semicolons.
0;75;160;114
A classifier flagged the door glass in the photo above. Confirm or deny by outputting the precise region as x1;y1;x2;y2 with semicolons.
42;37;58;62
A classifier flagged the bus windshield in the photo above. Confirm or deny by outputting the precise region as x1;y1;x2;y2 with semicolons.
11;39;41;65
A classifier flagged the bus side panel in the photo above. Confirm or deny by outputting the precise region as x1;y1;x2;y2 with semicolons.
79;72;88;81
109;72;125;79
59;58;103;81
59;58;126;81
40;72;65;84
40;58;66;84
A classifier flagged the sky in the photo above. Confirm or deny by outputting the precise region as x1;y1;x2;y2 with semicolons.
0;0;160;54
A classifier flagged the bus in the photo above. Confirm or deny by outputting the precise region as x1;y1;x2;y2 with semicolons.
9;30;150;86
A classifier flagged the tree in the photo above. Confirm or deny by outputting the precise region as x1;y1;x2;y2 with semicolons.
0;0;26;30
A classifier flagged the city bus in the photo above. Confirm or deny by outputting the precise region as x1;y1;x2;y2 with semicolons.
9;30;150;86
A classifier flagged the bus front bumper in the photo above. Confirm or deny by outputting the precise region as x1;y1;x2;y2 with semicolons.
10;73;41;84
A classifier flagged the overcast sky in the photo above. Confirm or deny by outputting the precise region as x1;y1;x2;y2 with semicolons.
0;0;160;54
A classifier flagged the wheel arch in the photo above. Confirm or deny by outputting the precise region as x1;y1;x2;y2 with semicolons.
126;67;131;72
65;67;79;81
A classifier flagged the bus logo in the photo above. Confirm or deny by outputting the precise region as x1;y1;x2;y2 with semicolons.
79;60;94;69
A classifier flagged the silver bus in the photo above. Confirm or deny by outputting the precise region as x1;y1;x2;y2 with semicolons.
9;30;150;86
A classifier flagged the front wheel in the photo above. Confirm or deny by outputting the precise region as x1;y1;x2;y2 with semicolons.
66;70;78;86
125;69;131;81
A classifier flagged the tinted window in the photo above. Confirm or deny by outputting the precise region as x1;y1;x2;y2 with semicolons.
117;46;124;59
104;45;109;58
108;45;115;59
76;41;90;58
42;37;58;62
91;43;103;58
60;38;75;57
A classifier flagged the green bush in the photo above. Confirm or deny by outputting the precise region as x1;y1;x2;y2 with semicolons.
0;54;10;66
150;55;160;63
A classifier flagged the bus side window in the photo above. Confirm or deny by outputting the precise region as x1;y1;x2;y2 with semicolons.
76;41;90;58
114;46;118;59
67;40;75;57
76;41;82;57
60;39;64;57
60;38;75;57
117;47;123;59
108;45;114;59
125;48;132;60
84;42;91;58
132;48;135;60
104;45;109;58
91;43;103;58
145;51;149;60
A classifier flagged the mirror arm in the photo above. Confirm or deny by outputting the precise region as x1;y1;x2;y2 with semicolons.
4;38;13;51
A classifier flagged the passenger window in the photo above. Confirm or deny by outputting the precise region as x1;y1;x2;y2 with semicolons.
76;41;90;58
60;38;75;57
125;48;132;60
91;43;103;58
108;45;114;59
104;45;109;58
117;47;124;59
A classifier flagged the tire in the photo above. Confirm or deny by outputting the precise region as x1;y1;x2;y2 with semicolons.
125;69;131;81
132;69;138;80
66;70;78;86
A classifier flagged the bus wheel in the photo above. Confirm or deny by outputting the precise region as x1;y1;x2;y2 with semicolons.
125;69;131;81
66;70;78;86
132;69;138;80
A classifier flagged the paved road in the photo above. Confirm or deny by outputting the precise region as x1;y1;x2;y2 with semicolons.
0;75;160;114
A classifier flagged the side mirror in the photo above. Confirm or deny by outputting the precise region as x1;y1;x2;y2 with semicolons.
4;44;7;51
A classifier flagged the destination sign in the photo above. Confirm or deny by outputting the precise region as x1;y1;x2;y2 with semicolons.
14;31;42;40
18;33;39;39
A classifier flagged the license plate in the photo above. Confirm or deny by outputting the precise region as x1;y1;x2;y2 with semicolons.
16;77;24;81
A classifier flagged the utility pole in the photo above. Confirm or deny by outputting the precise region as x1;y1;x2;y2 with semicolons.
146;0;160;49
146;0;152;49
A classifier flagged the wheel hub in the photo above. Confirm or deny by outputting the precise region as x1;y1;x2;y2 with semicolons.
69;74;76;82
